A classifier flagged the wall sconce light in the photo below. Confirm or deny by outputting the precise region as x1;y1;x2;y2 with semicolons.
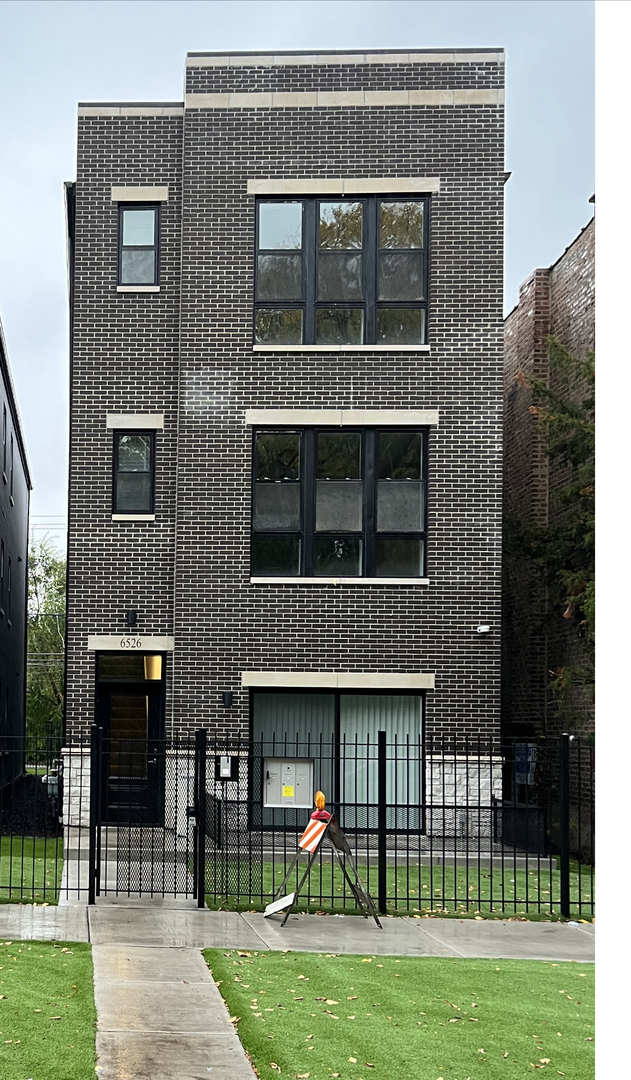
222;692;233;708
125;610;138;627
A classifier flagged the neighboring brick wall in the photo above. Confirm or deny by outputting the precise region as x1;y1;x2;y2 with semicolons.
502;218;594;737
67;51;505;747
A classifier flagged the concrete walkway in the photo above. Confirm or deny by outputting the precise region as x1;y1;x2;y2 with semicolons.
0;901;594;1080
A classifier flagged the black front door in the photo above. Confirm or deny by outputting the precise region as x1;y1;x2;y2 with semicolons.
96;654;166;824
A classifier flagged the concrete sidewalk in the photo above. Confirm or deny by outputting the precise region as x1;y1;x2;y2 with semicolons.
0;901;594;1080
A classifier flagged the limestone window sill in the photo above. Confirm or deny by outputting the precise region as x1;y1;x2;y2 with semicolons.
250;577;430;585
116;285;161;293
252;344;430;353
111;514;156;522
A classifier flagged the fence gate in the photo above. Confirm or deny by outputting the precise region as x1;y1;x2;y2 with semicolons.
88;726;207;905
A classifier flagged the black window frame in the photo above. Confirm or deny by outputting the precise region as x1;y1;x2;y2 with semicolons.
118;203;160;286
112;429;156;514
254;195;430;346
251;426;428;578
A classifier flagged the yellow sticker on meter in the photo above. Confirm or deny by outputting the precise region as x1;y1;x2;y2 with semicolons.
282;785;295;797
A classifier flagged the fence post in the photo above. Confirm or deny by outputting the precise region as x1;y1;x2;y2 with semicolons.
88;725;99;905
559;733;571;918
195;729;207;909
377;730;387;915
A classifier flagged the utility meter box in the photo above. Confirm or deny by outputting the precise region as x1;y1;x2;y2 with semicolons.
264;758;313;808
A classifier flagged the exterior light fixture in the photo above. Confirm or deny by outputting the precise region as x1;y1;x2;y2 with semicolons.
125;610;138;627
222;691;233;707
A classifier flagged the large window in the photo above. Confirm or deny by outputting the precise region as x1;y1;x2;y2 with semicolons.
254;197;429;346
118;205;159;285
113;432;155;513
252;427;427;577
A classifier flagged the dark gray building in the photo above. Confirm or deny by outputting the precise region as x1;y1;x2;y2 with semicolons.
65;48;505;825
0;315;31;788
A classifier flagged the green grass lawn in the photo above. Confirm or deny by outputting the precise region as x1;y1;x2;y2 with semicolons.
204;949;594;1080
0;837;63;904
205;858;595;919
0;940;96;1080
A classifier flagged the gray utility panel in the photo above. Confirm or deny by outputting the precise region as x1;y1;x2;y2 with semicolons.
264;758;314;808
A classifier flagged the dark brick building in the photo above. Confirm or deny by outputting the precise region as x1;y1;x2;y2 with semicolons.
65;48;506;823
502;213;595;738
0;315;31;788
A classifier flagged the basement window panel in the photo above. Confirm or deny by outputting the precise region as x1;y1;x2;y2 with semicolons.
119;205;159;285
252;427;427;577
113;431;155;513
254;196;429;346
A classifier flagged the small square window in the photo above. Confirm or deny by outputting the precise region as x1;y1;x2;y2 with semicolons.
118;206;159;285
113;431;155;513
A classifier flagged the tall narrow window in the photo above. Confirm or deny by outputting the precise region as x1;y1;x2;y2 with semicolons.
2;405;6;478
113;432;155;513
9;434;13;498
119;205;159;285
6;557;10;621
251;431;302;575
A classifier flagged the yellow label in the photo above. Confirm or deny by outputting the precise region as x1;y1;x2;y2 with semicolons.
282;785;295;797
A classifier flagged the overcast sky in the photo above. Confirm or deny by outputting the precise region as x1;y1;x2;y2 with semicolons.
0;0;595;540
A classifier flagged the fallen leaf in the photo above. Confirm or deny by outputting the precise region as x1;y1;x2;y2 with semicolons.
540;1059;551;1064
238;952;251;957
325;999;339;1005
347;995;358;1000
504;1052;509;1058
347;1015;356;1019
349;1057;357;1063
362;959;372;963
229;1016;240;1024
365;1064;375;1069
306;1035;314;1040
294;1074;310;1078
270;1065;281;1074
468;1017;478;1022
49;1016;61;1020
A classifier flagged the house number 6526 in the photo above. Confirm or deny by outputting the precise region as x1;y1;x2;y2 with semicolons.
120;637;142;649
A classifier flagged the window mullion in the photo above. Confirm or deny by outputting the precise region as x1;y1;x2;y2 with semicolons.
303;201;316;344
303;429;315;575
364;198;377;344
364;430;376;576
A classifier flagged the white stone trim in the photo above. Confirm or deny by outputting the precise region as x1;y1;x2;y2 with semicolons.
107;413;164;429
252;344;431;353
116;285;161;293
111;186;169;202
111;514;156;521
250;577;430;585
87;634;174;651
247;177;440;195
186;50;505;68
241;671;435;689
245;408;439;427
79;106;183;117
186;89;504;109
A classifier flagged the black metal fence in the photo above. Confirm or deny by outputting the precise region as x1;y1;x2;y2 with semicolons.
0;730;594;919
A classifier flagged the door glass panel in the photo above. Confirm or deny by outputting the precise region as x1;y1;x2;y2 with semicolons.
314;536;362;575
379;201;424;248
315;308;363;345
254;483;301;530
258;202;303;249
317;254;363;300
319;202;363;248
316;482;362;531
340;694;422;829
110;694;148;778
377;481;423;532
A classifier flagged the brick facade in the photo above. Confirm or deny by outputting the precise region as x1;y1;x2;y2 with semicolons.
66;50;506;757
502;216;595;737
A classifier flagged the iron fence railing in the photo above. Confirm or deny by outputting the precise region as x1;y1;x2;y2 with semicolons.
0;730;594;918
